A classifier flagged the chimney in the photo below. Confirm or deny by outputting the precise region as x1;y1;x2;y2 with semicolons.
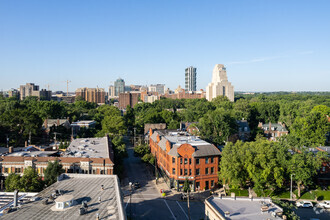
9;146;13;154
13;190;19;207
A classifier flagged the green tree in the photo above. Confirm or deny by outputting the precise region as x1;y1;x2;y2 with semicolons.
20;167;44;192
183;178;191;192
290;151;324;197
219;141;248;188
5;173;21;192
199;108;237;145
101;115;127;135
44;160;65;186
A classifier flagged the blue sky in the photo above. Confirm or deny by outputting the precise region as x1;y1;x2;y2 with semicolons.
0;0;329;92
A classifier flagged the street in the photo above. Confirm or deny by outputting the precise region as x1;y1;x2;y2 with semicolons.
121;138;205;220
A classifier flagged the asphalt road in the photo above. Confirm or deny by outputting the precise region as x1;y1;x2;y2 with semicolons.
295;206;330;220
121;139;205;220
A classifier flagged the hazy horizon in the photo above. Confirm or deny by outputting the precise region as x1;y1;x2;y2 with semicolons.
1;0;329;92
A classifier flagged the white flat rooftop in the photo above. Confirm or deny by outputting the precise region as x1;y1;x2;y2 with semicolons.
207;196;282;220
63;137;109;159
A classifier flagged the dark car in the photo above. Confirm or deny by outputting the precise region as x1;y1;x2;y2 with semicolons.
133;182;140;189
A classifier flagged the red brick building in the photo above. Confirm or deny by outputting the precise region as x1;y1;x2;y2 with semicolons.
118;92;140;109
149;129;221;191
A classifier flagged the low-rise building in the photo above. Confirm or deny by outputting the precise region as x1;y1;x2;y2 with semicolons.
258;122;288;141
237;119;250;141
205;196;283;220
1;173;126;219
162;90;205;100
43;119;71;134
0;137;115;177
149;129;221;191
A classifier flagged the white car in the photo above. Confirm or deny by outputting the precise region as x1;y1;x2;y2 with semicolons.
296;201;313;208
318;200;330;209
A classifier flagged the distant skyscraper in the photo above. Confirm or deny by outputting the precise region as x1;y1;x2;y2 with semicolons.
185;66;197;91
148;84;165;95
206;64;234;102
114;78;125;96
19;83;51;100
108;85;115;99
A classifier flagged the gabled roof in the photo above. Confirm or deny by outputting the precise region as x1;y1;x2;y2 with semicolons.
158;138;167;151
150;131;159;142
192;144;221;157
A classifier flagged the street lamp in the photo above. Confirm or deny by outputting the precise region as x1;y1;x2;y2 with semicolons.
129;182;133;218
290;173;295;201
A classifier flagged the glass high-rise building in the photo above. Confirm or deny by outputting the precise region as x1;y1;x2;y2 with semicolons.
114;78;125;96
185;66;197;91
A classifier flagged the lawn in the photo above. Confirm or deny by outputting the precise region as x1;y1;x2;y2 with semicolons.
300;190;330;200
227;189;249;197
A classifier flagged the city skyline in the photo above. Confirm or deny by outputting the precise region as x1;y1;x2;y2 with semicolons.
1;0;329;92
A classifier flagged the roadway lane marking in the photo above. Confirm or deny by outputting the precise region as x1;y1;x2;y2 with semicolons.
163;199;177;220
125;198;130;210
176;201;189;220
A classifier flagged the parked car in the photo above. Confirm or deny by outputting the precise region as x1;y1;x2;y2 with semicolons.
296;201;313;208
133;181;140;189
318;200;330;209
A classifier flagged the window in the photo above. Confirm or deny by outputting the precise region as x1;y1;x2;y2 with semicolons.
184;158;188;164
323;167;326;172
211;167;214;174
92;169;96;174
172;157;175;164
196;158;200;164
4;168;8;173
196;181;200;190
189;158;191;164
15;168;21;173
184;169;188;175
189;169;192;175
205;157;209;164
205;168;209;174
196;169;200;175
180;169;183;175
172;168;175;175
211;180;214;187
210;157;214;163
180;158;182;164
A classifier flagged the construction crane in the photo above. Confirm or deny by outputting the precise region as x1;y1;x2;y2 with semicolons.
44;84;51;91
65;80;71;97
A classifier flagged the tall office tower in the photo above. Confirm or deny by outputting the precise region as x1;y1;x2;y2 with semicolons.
114;78;125;96
185;66;197;91
206;64;234;102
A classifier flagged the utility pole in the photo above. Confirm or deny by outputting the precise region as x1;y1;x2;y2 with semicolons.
28;131;31;145
54;132;58;149
155;152;158;184
6;134;9;148
188;190;191;220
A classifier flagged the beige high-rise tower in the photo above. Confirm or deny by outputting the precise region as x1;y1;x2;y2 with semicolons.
206;64;234;101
